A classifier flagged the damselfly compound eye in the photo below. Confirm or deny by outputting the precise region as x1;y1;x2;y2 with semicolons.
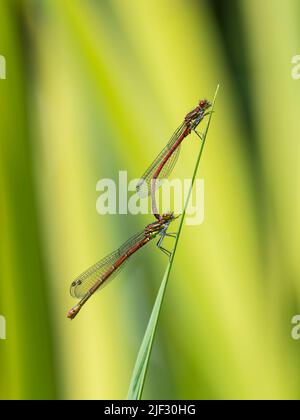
199;99;208;108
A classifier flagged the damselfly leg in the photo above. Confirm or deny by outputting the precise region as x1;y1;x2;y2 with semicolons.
156;228;177;259
164;233;178;238
157;238;172;258
194;130;204;141
193;110;213;140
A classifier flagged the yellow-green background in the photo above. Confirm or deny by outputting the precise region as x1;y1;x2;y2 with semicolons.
1;0;300;400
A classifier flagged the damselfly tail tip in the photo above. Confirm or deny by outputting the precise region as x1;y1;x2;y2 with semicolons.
67;304;81;320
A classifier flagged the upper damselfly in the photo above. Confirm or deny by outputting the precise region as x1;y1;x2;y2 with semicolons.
67;213;178;320
136;99;211;219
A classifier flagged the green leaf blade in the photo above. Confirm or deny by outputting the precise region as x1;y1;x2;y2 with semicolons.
127;85;219;400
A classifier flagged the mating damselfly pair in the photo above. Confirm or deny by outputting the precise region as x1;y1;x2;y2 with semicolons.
67;99;211;319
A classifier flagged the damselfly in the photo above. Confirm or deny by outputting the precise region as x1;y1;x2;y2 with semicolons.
136;100;211;219
67;213;178;319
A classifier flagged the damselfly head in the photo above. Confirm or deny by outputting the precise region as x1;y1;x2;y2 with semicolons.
199;99;211;110
161;212;175;222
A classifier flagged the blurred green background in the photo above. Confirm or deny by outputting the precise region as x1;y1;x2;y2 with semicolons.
1;0;300;400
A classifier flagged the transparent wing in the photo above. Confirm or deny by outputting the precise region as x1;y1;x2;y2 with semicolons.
136;122;186;198
159;143;181;179
70;230;145;299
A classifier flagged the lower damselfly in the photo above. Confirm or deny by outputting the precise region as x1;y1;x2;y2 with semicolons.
67;213;178;320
